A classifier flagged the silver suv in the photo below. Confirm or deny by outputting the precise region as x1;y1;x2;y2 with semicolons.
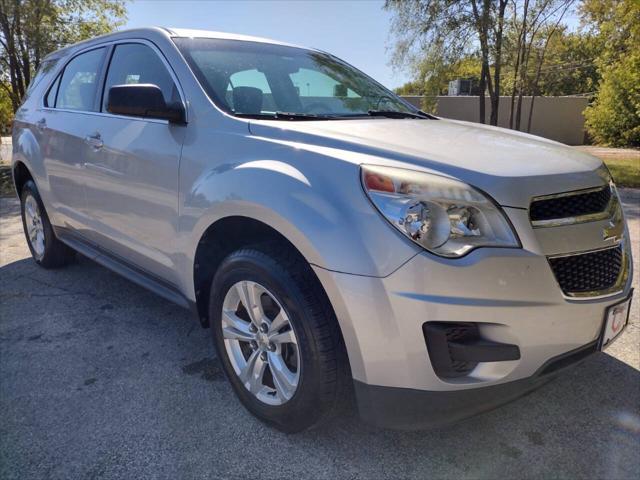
12;28;633;432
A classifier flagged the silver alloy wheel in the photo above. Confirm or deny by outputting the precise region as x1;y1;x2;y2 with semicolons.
222;280;300;405
24;194;45;260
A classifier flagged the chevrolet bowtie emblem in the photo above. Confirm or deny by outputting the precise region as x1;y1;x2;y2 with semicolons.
603;219;624;243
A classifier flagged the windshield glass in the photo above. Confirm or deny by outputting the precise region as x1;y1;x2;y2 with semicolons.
173;37;419;119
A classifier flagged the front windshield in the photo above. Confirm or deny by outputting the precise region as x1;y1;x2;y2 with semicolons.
173;37;420;119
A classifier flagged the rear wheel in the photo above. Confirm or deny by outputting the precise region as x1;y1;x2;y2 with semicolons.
209;246;349;432
20;180;75;268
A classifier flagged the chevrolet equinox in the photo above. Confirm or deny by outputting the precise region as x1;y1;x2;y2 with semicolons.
12;28;633;432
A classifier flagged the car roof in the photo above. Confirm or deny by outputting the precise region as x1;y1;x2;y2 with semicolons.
164;27;307;49
43;26;314;62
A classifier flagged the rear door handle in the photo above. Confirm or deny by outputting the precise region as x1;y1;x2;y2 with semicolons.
35;118;47;131
84;132;104;150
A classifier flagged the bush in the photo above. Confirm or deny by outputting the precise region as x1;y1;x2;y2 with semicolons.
584;52;640;147
0;87;13;135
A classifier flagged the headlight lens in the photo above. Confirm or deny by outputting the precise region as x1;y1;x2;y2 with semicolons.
361;165;519;257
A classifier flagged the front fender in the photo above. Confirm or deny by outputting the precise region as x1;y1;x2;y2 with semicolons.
179;143;419;299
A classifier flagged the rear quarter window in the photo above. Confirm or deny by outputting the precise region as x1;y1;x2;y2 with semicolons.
22;58;59;103
45;75;61;108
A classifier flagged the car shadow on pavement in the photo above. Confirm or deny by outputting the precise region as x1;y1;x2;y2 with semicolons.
1;254;639;479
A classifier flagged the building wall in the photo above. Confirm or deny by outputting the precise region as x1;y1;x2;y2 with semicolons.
401;96;589;145
0;136;11;164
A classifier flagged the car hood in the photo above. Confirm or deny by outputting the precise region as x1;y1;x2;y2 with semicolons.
248;118;607;208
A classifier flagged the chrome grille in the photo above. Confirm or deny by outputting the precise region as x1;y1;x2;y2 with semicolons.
530;186;612;226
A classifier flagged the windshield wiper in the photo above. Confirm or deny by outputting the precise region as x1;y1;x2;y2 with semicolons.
367;110;434;119
274;111;335;120
235;112;333;121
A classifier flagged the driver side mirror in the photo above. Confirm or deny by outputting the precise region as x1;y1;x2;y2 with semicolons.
107;84;186;124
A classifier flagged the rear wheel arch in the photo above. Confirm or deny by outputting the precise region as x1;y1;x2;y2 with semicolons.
12;161;34;196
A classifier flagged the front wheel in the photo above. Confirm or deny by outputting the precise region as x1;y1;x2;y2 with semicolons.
209;246;349;432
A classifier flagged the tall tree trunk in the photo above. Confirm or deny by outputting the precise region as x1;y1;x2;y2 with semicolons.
471;0;492;124
478;63;486;124
515;10;542;131
527;95;537;133
509;0;530;129
515;60;528;131
491;0;508;126
15;3;30;90
526;0;574;133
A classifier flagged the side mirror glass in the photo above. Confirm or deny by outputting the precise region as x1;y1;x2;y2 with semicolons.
107;84;186;123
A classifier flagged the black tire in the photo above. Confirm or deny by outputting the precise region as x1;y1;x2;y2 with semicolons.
20;180;75;268
209;245;350;433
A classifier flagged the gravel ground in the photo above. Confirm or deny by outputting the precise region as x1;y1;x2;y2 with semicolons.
1;191;639;480
575;146;640;160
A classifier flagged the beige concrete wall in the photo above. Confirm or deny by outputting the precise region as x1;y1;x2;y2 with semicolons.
0;137;11;164
401;96;589;145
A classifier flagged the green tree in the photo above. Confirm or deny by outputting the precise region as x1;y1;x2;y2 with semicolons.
401;55;482;112
385;0;508;125
0;83;12;133
386;0;580;128
0;0;127;112
394;80;426;96
532;29;599;97
582;0;640;147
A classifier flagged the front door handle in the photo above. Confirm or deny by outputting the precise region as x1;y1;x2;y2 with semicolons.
84;132;104;150
35;118;47;131
84;162;123;177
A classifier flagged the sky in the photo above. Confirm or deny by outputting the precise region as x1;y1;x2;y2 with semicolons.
123;0;411;89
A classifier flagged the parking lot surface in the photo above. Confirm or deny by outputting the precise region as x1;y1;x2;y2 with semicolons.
1;190;639;479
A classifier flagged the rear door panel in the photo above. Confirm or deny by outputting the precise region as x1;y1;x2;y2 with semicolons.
40;47;107;230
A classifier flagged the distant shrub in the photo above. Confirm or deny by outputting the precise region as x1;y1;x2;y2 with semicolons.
584;48;640;147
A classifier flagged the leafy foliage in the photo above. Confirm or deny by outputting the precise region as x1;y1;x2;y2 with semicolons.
0;84;12;133
583;0;640;147
0;0;128;113
385;0;579;127
394;56;482;112
385;0;509;124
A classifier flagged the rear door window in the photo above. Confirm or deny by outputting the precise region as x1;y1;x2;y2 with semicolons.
56;48;106;111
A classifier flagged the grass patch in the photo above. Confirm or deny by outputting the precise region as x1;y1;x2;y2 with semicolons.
0;164;15;197
604;157;640;188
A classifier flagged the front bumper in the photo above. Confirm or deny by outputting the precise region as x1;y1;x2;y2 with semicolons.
312;208;633;429
354;341;597;430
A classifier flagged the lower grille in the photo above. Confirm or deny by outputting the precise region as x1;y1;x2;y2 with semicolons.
548;244;623;296
423;323;520;379
443;324;479;375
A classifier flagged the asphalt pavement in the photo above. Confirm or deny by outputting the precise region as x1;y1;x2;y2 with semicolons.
1;190;639;479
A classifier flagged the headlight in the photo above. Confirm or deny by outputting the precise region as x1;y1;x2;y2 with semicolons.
361;165;520;258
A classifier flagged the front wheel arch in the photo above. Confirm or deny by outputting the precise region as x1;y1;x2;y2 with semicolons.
193;216;323;327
